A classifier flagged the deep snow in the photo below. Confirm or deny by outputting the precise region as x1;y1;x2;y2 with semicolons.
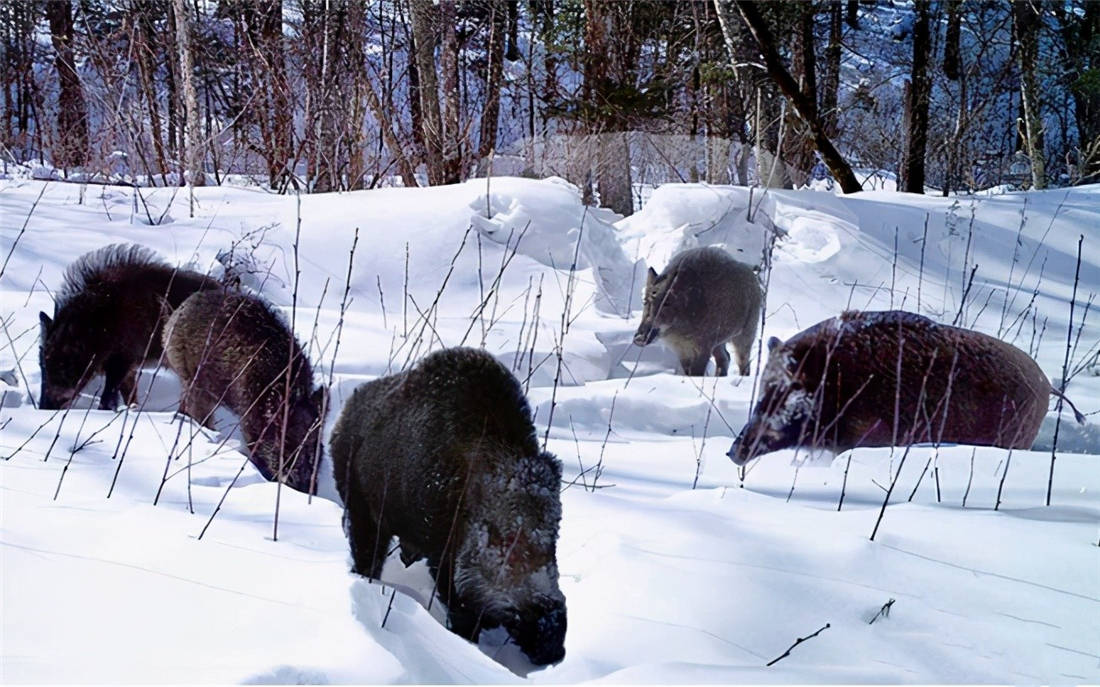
1;176;1097;683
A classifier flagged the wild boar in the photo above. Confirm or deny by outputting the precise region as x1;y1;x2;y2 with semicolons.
39;244;217;410
330;347;567;666
633;246;762;376
163;290;327;495
729;310;1085;465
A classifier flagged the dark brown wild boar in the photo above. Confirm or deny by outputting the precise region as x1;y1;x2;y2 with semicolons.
729;310;1086;465
633;246;762;376
39;244;217;410
330;347;567;666
163;290;327;495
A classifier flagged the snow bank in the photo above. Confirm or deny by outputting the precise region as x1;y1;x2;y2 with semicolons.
2;177;1097;683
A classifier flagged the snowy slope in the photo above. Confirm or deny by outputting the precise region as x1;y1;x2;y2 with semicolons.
1;177;1098;683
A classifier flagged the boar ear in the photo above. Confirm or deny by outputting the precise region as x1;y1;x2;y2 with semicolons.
767;336;781;353
646;267;658;284
39;311;52;331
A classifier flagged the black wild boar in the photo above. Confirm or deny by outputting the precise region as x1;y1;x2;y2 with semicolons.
633;246;762;376
163;290;327;495
729;310;1084;465
39;244;217;410
330;347;567;666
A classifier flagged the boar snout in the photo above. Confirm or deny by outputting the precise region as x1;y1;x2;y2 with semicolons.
514;599;567;666
633;325;659;347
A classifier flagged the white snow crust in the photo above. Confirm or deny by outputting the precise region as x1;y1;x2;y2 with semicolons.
2;177;1097;683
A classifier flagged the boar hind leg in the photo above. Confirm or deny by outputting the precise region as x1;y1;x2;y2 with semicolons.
731;332;754;376
712;345;731;376
100;355;135;410
679;351;711;376
178;388;218;429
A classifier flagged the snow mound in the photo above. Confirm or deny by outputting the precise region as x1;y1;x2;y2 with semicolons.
469;176;641;316
616;183;779;270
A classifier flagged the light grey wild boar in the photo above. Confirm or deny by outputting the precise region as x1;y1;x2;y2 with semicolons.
633;246;762;376
163;290;327;495
728;310;1086;466
330;347;567;666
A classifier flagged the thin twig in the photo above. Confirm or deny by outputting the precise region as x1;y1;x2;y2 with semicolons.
765;622;830;666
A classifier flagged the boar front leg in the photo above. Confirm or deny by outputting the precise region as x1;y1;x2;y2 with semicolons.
344;479;391;579
100;354;135;410
712;345;731;376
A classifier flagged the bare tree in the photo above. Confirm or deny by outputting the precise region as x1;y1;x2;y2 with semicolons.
409;0;454;185
900;0;932;193
172;0;204;187
1014;0;1046;189
45;0;88;171
477;0;507;163
718;0;862;193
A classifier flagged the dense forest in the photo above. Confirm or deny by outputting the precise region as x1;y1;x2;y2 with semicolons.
2;0;1098;213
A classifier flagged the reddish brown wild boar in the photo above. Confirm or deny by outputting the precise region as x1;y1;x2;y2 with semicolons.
330;347;567;666
38;244;217;410
633;246;762;376
163;290;327;495
729;310;1085;465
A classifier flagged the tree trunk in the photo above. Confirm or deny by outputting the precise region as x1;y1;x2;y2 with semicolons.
1055;0;1100;183
900;0;931;193
172;0;204;186
5;2;41;160
1014;0;1046;189
45;0;88;170
943;0;961;81
236;0;293;190
133;1;169;183
785;1;819;186
820;0;842;138
408;0;446;185
478;0;507;163
505;0;520;61
845;0;858;29
583;0;634;215
723;0;862;194
438;0;462;183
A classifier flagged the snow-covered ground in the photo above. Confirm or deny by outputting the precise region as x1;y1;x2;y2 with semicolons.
1;177;1097;683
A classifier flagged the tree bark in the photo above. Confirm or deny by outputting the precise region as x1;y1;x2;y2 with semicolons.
785;1;819;186
1014;0;1046;189
723;0;862;194
133;0;169;183
409;0;446;185
438;0;462;183
900;0;931;193
478;0;507;162
820;0;842;138
943;0;961;81
583;0;634;215
1054;0;1100;183
172;0;204;186
45;0;88;170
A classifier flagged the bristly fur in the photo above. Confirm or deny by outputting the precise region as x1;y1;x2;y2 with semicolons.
55;244;171;308
330;347;567;665
163;290;327;495
729;310;1063;465
634;246;762;376
39;244;219;410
